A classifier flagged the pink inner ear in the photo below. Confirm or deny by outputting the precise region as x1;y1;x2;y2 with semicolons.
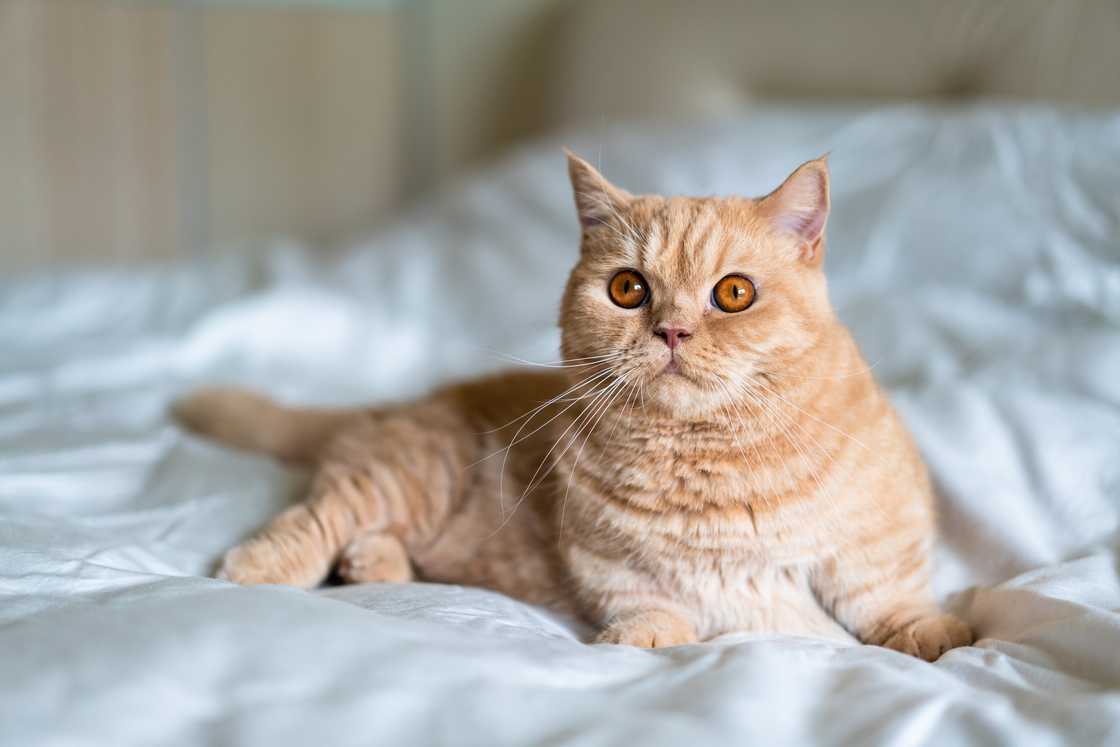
775;204;827;241
771;167;828;242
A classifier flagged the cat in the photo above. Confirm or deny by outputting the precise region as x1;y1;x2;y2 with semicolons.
173;152;972;660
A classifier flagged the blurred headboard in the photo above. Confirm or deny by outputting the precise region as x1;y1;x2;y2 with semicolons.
3;0;1117;271
547;0;1120;125
0;0;565;271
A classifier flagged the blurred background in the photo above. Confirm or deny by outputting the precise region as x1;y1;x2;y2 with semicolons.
2;0;1118;273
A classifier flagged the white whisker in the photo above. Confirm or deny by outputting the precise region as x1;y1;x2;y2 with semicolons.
712;377;777;499
558;374;634;534
475;368;615;437
491;351;625;370
764;357;884;382
487;375;626;537
751;377;872;452
493;371;617;516
734;377;835;505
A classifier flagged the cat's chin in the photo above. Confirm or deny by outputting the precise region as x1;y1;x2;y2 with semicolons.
642;369;715;418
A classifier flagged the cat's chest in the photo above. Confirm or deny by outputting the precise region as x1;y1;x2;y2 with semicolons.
554;417;836;566
565;447;766;551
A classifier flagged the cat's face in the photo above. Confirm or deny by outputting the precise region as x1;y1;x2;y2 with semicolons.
559;153;835;418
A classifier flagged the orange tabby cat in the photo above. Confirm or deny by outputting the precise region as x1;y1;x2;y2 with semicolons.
174;153;972;660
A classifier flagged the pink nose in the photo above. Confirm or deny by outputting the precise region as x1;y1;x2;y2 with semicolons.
655;326;692;350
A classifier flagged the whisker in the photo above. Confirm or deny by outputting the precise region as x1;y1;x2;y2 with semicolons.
723;378;789;499
487;375;626;537
468;370;615;521
734;378;836;506
475;368;615;437
763;357;884;382
746;374;895;517
493;372;617;516
712;377;777;499
558;374;634;534
749;377;895;524
600;378;639;458
750;377;872;452
522;376;626;499
740;384;822;498
491;351;625;370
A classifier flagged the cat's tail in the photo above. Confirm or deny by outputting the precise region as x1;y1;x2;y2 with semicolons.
171;388;361;463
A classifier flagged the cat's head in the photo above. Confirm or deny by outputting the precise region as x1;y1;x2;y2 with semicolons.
559;152;835;418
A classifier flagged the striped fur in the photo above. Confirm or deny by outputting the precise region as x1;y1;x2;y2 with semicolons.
174;154;971;660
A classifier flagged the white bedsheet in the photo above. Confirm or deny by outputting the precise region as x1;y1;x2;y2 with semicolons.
2;105;1118;746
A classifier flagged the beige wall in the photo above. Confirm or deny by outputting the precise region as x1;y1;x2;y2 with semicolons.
1;0;403;272
0;0;575;273
202;8;401;250
2;1;182;269
427;0;568;181
5;0;1117;272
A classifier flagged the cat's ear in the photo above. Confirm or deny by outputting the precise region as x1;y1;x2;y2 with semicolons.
759;155;830;265
566;150;632;230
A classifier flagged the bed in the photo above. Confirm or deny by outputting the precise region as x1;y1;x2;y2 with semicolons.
2;104;1119;745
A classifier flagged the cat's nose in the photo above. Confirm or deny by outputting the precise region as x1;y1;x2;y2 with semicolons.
654;325;692;350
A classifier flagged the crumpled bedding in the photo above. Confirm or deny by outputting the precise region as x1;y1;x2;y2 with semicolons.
1;104;1118;746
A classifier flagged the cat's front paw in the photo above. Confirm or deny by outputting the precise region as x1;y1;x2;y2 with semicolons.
215;539;326;588
880;613;972;661
216;542;284;585
596;609;698;649
336;532;414;584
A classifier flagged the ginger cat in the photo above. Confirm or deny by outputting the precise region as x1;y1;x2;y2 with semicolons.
174;153;972;660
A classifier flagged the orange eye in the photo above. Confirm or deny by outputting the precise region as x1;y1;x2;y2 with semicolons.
712;274;756;313
608;270;649;309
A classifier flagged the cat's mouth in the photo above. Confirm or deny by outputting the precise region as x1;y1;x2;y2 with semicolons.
659;356;696;380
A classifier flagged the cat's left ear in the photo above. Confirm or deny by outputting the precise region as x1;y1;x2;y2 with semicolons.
565;150;632;231
759;155;830;265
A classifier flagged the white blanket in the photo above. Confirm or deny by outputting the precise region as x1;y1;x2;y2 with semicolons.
2;105;1119;746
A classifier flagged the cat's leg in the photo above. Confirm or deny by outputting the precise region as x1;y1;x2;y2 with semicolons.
216;507;325;587
217;404;475;588
215;480;378;587
336;529;414;584
813;540;972;661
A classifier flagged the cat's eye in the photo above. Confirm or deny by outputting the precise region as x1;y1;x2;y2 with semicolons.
608;270;649;309
712;274;756;313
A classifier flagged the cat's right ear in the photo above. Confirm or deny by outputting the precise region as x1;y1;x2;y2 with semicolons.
565;150;632;231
